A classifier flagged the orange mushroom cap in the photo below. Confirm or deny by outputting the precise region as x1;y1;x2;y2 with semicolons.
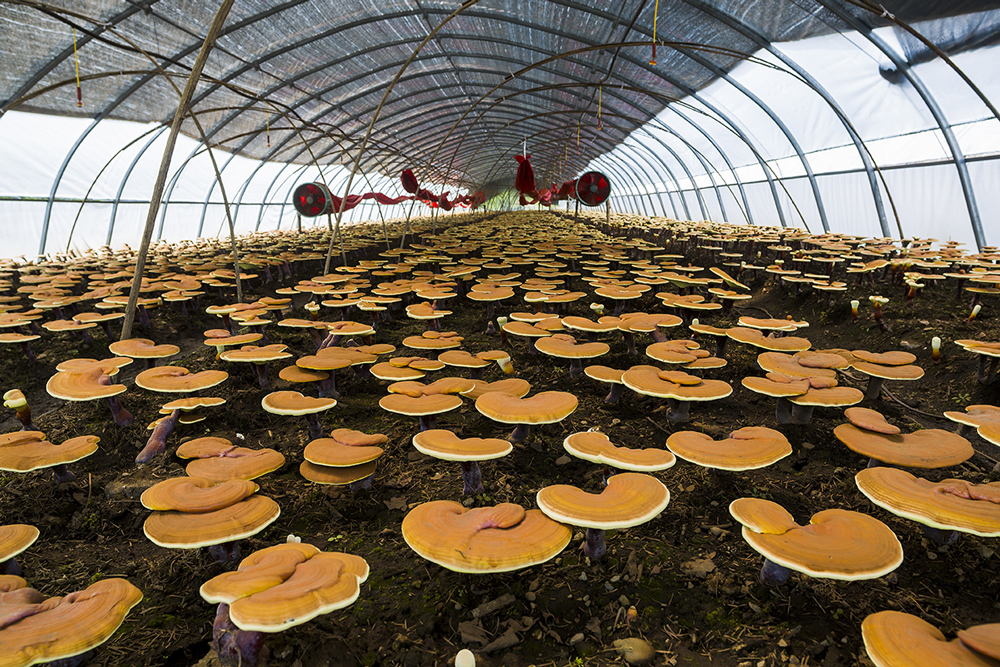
475;390;577;425
862;611;1000;667
144;494;280;549
833;423;973;468
536;472;670;530
402;501;570;573
729;498;902;580
412;429;512;461
135;366;228;393
140;477;259;513
666;427;792;471
261;391;336;415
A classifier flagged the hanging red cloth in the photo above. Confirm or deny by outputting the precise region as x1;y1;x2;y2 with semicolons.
514;154;536;195
401;169;419;194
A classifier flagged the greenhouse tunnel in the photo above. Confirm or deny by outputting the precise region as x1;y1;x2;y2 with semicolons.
1;0;998;260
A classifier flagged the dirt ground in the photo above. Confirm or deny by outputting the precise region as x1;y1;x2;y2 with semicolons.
1;211;998;667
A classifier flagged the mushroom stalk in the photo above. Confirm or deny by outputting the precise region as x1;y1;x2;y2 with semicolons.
920;525;959;546
208;542;242;567
509;423;532;444
304;414;324;441
18;340;36;363
666;398;691;423
98;374;133;426
461;461;484;495
864;376;885;402
977;356;1000;385
850;300;860;323
931;336;941;364
0;557;22;576
759;558;792;586
51;463;76;484
350;473;374;493
789;403;814;424
583;528;607;561
622;331;637;356
213;603;266;667
604;383;623;405
775;397;795;424
568;359;584;380
252;363;270;390
136;409;182;464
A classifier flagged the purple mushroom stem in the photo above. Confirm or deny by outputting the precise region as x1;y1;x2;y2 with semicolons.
212;603;266;667
509;423;531;443
305;327;324;349
252;363;270;390
666;398;691;423
622;331;637;356
486;302;496;323
18;340;36;362
178;300;190;317
789;403;814;424
651;328;668;344
136;409;181;464
317;331;336;350
863;376;885;401
317;374;339;399
144;358;157;370
612;301;625;317
46;651;95;667
1;558;22;576
485;320;495;336
79;329;93;344
137;305;152;328
98;374;133;426
98;321;115;339
601;467;613;487
208;542;242;567
920;525;959;546
568;359;584;380
526;338;538;355
428;318;441;332
760;558;793;586
350;473;374;493
604;383;622;405
220;313;234;335
461;461;484;495
977;356;1000;385
583;528;607;561
51;464;76;484
418;415;436;432
775;397;795;425
304;414;324;441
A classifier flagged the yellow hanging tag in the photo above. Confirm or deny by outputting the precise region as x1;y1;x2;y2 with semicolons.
73;28;82;107
651;0;660;65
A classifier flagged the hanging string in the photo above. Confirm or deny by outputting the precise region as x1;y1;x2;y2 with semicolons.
650;0;660;65
265;103;270;147
72;27;82;107
598;85;603;131
577;119;581;152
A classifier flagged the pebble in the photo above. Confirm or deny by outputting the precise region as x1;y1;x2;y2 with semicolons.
525;592;536;602
569;632;584;645
554;455;572;466
578;572;587;581
619;595;631;607
612;638;656;665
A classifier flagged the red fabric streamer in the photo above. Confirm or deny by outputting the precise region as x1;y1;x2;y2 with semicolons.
401;169;419;194
514;154;536;195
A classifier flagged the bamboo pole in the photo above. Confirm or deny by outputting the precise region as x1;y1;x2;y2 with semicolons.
120;0;235;341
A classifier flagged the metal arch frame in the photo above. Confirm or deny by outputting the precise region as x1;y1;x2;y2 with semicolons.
107;125;170;245
679;0;890;235
670;45;829;231
596;156;641;216
617;136;682;218
815;0;985;248
602;154;652;216
619;131;709;220
631;124;726;220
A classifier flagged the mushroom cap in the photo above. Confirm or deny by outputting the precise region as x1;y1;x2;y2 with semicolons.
862;611;1000;667
833;423;973;468
645;341;703;364
943;405;1000;429
220;344;292;363
786;386;863;408
535;335;610;359
261;391;336;415
330;429;388;447
369;362;426;381
563;431;675;471
729;497;902;580
135;366;229;393
401;501;570;573
144;494;280;548
741;376;809;398
958;625;1000;661
388;377;476;397
852;350;917;366
0;434;99;473
852;360;925;381
583;365;625;385
460;378;532;400
379;393;463;417
412;429;512;461
844;407;901;434
666;427;792;471
161;396;226;412
140;477;259;512
737;317;799;332
176;440;286;483
437;350;490;369
622;366;732;401
108;338;180;359
726;327;811;352
300;460;377;485
304;438;384;467
0;524;39;562
46;366;127;401
561;316;619;334
0;578;142;667
855;467;1000;537
536;472;670;530
203;332;263;348
757;352;837;380
200;543;369;632
475;390;577;425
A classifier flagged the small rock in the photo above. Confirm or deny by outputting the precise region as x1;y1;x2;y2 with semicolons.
578;572;587;582
569;632;585;646
525;592;536;602
619;595;631;607
462;497;475;507
899;340;920;350
554;455;572;466
613;638;656;665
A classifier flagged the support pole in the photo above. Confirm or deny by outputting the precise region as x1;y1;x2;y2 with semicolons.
120;0;235;341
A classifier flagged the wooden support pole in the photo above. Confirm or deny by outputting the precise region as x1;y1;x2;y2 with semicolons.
120;0;234;341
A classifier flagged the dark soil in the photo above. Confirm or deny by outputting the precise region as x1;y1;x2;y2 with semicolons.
2;211;998;667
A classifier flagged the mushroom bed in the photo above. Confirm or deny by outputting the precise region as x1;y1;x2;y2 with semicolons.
1;210;999;667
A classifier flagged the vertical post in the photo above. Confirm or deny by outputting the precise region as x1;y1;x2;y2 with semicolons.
296;213;302;233
606;200;610;226
120;0;235;341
